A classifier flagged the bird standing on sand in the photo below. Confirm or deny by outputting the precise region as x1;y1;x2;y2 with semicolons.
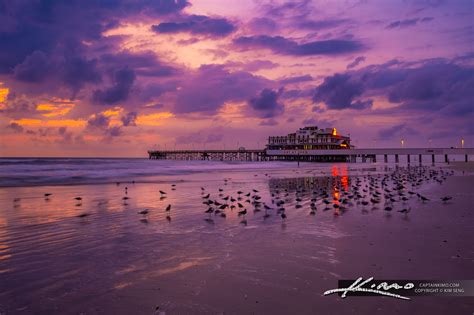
440;196;452;203
238;209;247;216
165;204;172;221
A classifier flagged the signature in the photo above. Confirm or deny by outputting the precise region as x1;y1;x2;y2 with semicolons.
323;277;414;300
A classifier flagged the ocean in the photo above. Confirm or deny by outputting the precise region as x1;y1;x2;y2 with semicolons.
0;158;312;187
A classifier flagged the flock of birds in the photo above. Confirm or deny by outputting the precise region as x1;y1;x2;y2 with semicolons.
12;166;455;225
195;166;455;225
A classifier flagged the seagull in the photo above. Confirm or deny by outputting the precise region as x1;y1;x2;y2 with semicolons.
138;209;149;215
238;209;247;216
165;204;171;212
159;190;166;195
74;197;82;201
398;208;411;214
420;195;429;203
440;196;452;203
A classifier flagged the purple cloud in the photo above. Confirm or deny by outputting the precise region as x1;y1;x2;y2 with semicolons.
247;17;277;33
313;73;371;110
248;88;284;118
173;65;271;114
100;51;177;77
359;60;474;117
233;35;363;56
225;60;279;72
346;56;366;69
121;112;138;126
0;0;188;74
152;15;235;37
378;123;419;140
87;114;110;129
385;18;419;29
61;56;102;95
279;75;313;84
259;119;278;126
93;68;136;105
13;51;52;82
296;19;349;30
6;122;24;133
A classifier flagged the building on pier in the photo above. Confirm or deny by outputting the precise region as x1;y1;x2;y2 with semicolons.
266;126;352;151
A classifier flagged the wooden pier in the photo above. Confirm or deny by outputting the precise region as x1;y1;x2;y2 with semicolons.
148;147;474;163
148;149;267;161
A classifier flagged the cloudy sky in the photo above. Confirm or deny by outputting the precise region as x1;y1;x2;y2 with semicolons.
0;0;473;157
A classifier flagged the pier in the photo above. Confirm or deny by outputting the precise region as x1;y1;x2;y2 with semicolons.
148;149;267;161
148;147;474;163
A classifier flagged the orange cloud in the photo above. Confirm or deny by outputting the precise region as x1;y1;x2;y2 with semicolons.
102;107;124;117
36;99;75;117
12;118;87;128
136;112;174;126
0;86;9;104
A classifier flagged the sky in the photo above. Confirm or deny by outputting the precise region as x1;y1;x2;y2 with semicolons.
0;0;473;157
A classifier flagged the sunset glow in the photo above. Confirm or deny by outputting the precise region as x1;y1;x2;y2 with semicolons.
0;0;472;157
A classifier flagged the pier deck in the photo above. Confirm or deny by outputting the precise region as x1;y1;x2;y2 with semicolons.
148;148;474;163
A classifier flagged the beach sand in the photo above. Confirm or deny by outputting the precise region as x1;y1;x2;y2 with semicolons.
0;162;473;314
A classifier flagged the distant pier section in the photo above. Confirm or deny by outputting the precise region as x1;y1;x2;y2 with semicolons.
148;126;473;163
148;149;266;161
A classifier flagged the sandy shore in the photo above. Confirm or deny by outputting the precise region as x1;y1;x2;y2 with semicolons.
0;162;473;314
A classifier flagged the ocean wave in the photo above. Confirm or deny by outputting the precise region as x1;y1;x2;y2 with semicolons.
0;158;314;187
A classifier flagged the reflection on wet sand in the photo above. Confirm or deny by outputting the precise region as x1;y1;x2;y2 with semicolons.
0;163;472;314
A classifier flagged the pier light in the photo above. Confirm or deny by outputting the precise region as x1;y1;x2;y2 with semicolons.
461;138;464;148
332;128;337;136
401;139;405;148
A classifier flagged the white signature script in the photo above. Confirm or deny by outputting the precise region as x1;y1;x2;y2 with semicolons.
323;277;414;300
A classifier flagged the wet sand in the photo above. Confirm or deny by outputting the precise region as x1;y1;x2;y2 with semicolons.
0;162;473;314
